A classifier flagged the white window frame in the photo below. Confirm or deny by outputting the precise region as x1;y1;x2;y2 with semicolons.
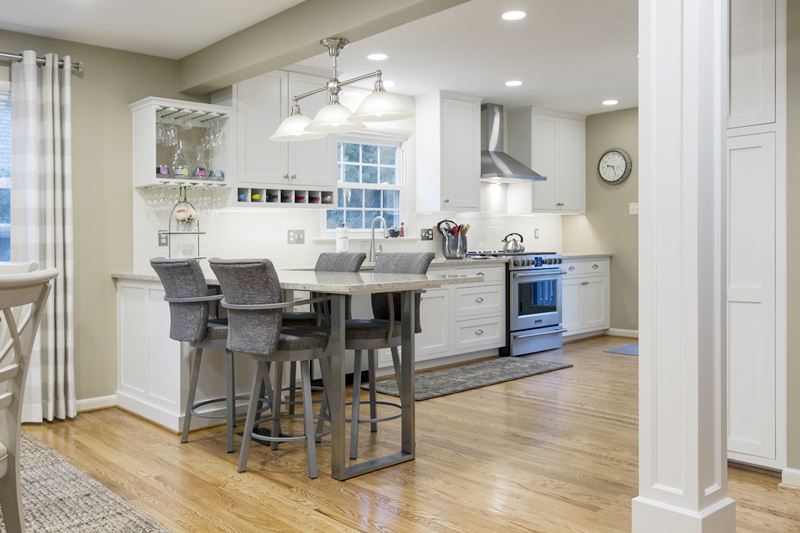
321;132;410;236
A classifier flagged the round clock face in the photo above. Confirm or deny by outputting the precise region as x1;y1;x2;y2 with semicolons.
598;148;632;185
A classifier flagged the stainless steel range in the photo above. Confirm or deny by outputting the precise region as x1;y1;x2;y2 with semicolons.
467;251;567;356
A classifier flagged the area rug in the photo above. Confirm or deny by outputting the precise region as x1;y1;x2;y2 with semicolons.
0;434;171;533
604;343;639;356
367;357;572;401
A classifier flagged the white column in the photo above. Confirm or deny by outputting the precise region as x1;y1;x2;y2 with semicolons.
633;0;736;531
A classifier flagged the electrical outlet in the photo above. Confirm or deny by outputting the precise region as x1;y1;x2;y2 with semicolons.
629;202;639;215
158;231;169;247
421;228;433;241
287;229;305;244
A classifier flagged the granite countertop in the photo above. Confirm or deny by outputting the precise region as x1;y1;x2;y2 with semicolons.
562;253;613;261
359;257;508;270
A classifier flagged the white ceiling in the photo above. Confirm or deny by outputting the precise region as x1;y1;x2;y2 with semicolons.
0;0;638;116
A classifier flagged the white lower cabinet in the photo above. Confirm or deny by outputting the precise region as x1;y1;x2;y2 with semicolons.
562;258;610;338
415;288;451;359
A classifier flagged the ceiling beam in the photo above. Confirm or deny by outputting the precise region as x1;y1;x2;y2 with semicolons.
177;0;469;95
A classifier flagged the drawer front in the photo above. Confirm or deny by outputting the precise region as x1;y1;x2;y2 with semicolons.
454;283;504;317
563;259;609;276
454;316;504;351
454;265;506;283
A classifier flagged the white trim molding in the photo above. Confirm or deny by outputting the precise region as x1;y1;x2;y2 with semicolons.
634;0;735;530
606;328;639;338
76;395;117;413
781;468;800;489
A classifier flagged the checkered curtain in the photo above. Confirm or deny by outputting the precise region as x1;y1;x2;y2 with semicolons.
10;51;76;422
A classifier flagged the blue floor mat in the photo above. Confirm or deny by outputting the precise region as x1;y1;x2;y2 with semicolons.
604;343;638;356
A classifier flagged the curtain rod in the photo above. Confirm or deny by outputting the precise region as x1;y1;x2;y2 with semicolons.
0;52;83;72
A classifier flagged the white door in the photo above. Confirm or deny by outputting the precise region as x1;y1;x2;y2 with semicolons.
531;114;558;210
581;278;608;330
556;117;585;212
236;71;288;185
440;97;480;210
561;277;582;335
726;132;776;460
287;73;337;188
415;288;450;359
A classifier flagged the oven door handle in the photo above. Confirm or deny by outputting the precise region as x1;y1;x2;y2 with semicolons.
513;328;568;340
512;270;567;278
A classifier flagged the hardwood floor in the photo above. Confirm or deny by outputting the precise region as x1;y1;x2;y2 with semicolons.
23;336;800;532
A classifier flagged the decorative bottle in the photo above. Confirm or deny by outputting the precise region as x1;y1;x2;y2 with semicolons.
170;140;190;179
336;223;349;252
399;222;405;237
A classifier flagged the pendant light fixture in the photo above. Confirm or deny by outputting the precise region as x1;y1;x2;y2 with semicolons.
270;38;413;142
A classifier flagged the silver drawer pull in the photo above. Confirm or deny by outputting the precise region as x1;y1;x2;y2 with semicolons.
568;266;576;271
475;329;484;335
592;264;599;269
581;282;589;285
476;272;485;276
513;328;568;340
475;297;484;303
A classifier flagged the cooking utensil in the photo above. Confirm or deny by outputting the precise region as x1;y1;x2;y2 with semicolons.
502;233;525;252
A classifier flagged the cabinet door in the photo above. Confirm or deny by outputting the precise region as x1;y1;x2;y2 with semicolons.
440;97;480;210
561;277;582;335
416;288;450;359
531;114;559;210
287;73;337;188
237;71;288;185
580;277;609;330
556;117;585;212
727;132;776;460
728;0;776;128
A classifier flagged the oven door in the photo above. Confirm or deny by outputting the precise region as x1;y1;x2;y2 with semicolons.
509;269;563;331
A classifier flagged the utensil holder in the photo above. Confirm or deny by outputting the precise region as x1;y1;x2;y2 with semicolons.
442;233;467;259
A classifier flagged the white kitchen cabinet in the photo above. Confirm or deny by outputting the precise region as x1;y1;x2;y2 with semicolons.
562;257;610;338
233;71;337;207
415;91;482;212
415;288;451;359
129;97;235;189
505;108;586;214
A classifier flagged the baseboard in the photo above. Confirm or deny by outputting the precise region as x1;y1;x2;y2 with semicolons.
606;328;639;338
781;468;800;488
76;395;117;413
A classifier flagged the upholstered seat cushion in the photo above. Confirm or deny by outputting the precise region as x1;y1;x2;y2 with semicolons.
281;311;323;327
0;440;8;478
277;327;329;351
345;319;401;341
204;319;229;340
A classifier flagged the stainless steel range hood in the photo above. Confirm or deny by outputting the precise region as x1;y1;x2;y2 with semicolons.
481;103;546;183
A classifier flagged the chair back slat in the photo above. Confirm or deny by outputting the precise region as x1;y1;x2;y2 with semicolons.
209;259;283;356
0;364;20;384
0;391;13;412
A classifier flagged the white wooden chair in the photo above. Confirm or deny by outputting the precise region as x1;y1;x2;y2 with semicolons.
0;263;58;533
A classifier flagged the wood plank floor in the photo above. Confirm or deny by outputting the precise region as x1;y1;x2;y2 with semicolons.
22;336;800;532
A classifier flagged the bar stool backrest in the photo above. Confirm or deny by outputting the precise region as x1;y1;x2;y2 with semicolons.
315;253;366;319
150;258;212;344
208;259;283;356
371;252;435;334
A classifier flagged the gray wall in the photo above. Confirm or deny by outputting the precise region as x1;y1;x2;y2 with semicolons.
562;107;639;332
0;30;202;401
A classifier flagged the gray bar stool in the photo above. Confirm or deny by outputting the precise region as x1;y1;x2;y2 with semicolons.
150;257;244;454
346;252;434;459
209;258;332;479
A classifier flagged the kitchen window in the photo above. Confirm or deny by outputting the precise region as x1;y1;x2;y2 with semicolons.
0;83;10;262
325;135;406;232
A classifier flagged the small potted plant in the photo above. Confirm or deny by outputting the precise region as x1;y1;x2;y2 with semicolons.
388;226;401;238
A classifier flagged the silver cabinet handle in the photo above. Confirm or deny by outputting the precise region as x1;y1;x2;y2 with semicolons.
592;264;599;269
477;272;485;276
291;174;297;180
513;328;568;340
445;198;450;203
581;281;589;285
475;297;484;303
475;329;484;335
568;266;576;271
283;174;289;180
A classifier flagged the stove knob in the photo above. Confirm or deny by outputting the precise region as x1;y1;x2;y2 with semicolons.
525;259;531;266
513;259;520;266
545;259;551;265
557;258;562;264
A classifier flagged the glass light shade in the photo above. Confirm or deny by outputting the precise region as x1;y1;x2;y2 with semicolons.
270;114;326;141
305;103;366;133
349;90;413;123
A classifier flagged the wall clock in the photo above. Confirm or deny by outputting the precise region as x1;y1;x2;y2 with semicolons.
598;148;632;185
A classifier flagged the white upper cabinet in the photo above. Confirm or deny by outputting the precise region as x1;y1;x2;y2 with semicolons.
235;71;336;189
729;0;776;129
415;91;481;212
506;108;586;214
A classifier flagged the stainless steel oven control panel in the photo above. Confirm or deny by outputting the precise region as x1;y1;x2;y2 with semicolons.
508;254;563;271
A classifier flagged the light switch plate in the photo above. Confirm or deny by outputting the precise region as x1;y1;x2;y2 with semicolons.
629;202;639;215
421;228;433;241
287;229;305;244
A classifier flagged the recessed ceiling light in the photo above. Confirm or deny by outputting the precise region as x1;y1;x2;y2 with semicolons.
382;80;396;88
603;99;619;106
367;53;388;61
505;80;523;87
502;10;527;20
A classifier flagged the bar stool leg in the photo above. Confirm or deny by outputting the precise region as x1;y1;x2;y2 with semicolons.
288;362;297;415
238;359;267;473
390;347;402;396
272;362;283;450
301;360;318;479
182;347;203;444
350;350;363;459
368;350;378;433
225;349;235;453
315;357;331;442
